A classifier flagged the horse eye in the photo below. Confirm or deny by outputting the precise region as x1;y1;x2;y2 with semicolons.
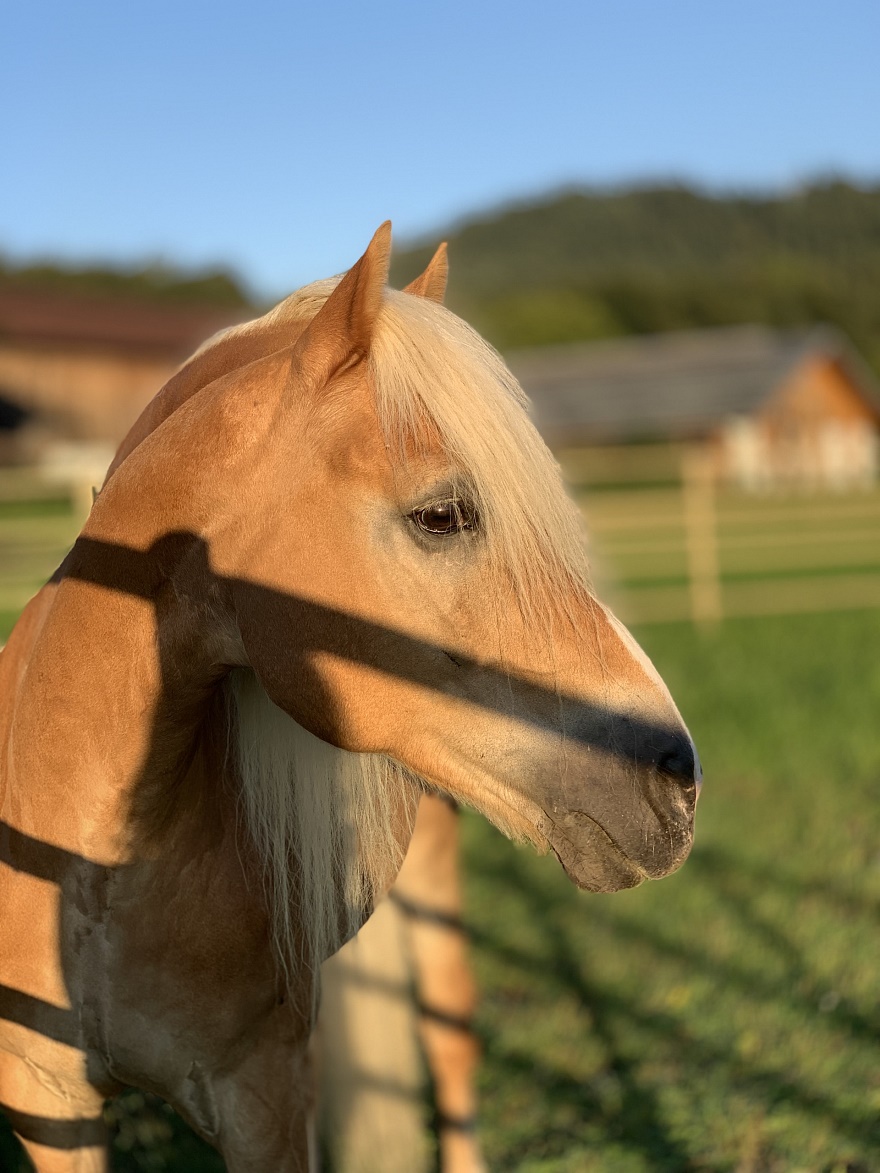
412;498;476;536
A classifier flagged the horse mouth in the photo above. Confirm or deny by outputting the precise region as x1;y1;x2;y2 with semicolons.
544;809;692;893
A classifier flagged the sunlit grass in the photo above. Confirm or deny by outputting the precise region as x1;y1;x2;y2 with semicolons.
0;499;79;636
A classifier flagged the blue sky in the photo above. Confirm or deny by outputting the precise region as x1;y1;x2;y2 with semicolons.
4;0;879;297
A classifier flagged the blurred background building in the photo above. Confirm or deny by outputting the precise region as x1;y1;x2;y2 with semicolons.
0;282;247;474
512;324;880;492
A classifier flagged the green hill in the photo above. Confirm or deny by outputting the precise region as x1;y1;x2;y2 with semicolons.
0;257;252;309
391;181;880;371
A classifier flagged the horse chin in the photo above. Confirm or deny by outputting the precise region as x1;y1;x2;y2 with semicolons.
543;810;693;893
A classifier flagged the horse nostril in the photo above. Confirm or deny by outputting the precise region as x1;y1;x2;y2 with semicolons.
656;734;697;789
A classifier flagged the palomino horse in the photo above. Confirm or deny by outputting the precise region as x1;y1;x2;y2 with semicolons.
0;224;698;1172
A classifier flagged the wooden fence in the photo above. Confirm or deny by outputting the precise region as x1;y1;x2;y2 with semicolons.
561;443;880;627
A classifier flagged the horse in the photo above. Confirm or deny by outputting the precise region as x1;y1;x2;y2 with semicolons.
0;222;699;1172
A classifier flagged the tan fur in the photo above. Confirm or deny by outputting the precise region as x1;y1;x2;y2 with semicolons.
403;242;449;302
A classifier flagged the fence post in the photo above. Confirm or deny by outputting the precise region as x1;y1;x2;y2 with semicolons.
682;444;722;628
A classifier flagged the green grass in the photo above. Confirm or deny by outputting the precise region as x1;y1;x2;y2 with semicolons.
0;498;73;520
0;501;79;639
464;611;880;1172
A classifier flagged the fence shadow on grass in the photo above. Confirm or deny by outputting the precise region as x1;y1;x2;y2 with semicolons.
465;839;880;1171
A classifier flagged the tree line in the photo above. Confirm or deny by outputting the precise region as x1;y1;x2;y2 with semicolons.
392;180;880;372
4;180;879;372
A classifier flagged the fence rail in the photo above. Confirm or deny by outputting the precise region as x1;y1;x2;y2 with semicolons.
568;444;880;626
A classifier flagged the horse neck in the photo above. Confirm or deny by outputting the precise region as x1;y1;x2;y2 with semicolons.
3;523;233;867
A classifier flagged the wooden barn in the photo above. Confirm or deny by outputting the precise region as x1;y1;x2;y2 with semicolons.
0;287;248;464
509;325;880;490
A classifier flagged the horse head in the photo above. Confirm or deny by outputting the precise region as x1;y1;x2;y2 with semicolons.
213;225;696;875
97;224;698;966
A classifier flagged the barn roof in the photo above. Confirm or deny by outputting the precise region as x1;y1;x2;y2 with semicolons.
0;286;249;356
508;324;880;444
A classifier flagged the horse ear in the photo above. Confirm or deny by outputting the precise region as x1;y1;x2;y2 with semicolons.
403;242;448;303
289;221;392;390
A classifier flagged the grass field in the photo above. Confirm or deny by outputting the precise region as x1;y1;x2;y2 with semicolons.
0;493;878;1170
0;491;80;640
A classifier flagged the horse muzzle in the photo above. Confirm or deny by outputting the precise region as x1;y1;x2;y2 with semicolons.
536;737;699;892
543;801;695;892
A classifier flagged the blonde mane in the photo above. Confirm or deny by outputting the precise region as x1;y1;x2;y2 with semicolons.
217;278;593;984
229;669;420;986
